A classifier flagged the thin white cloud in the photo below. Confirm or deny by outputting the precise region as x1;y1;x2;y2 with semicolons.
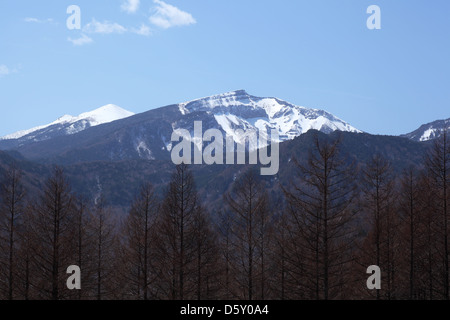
68;34;94;46
132;24;152;36
149;0;196;29
83;19;127;34
0;65;11;76
24;17;54;24
121;0;140;13
0;65;19;77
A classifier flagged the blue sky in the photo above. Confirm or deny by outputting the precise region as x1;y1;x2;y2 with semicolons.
0;0;449;137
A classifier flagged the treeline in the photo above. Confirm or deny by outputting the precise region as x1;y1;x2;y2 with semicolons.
0;132;448;300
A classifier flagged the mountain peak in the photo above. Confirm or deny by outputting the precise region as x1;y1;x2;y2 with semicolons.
83;103;128;114
77;104;135;125
403;118;450;142
0;104;135;141
0;91;362;163
231;89;248;95
176;90;361;141
217;89;249;97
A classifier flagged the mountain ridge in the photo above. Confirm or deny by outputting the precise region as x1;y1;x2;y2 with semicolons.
402;118;450;142
0;104;135;144
0;90;362;164
0;130;431;214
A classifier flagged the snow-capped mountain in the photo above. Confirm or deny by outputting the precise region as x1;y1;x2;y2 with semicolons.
0;90;361;163
0;104;135;147
402;118;450;142
177;90;361;145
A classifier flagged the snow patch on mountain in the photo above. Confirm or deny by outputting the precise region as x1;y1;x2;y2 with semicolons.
403;118;450;142
176;90;361;146
135;140;155;160
1;104;135;141
420;128;436;142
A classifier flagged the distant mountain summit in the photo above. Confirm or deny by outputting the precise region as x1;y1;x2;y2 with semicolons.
178;90;361;142
402;118;450;142
0;104;134;149
0;90;361;163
